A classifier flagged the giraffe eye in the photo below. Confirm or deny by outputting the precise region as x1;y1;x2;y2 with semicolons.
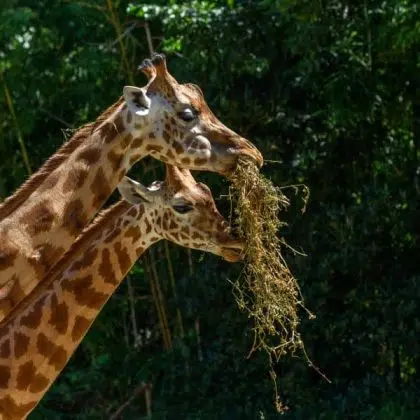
177;108;196;122
173;204;193;214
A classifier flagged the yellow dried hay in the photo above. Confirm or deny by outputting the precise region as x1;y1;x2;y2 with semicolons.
229;158;313;410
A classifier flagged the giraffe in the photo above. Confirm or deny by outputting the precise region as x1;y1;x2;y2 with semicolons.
0;164;244;419
0;53;262;320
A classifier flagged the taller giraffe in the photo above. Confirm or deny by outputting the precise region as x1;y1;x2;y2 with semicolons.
0;54;262;319
0;165;244;419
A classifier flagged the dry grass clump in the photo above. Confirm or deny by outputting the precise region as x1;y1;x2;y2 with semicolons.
229;158;313;407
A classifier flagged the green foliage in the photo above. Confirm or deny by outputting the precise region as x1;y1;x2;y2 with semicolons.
1;0;420;418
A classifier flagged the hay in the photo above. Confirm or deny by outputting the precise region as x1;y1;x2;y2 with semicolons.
229;158;313;410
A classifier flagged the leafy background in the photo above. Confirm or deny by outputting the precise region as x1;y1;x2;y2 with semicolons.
1;0;419;418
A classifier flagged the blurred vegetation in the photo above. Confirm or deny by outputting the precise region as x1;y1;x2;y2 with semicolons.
1;0;420;418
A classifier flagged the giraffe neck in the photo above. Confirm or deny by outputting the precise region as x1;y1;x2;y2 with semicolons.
0;101;151;322
0;199;161;419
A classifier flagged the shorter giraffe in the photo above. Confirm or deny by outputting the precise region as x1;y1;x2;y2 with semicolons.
0;165;244;419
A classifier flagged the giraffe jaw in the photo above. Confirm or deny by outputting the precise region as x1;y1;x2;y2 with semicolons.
220;243;244;263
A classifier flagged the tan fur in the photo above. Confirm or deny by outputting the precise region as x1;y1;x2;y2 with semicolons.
0;98;124;221
0;166;243;419
0;54;262;325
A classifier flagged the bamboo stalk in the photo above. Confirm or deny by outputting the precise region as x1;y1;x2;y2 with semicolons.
105;0;134;85
109;382;153;420
1;71;32;175
144;251;172;350
126;276;141;347
188;249;203;361
164;241;185;337
149;247;172;349
143;253;167;349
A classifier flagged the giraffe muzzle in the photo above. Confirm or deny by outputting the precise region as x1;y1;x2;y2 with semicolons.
231;138;264;169
219;239;245;263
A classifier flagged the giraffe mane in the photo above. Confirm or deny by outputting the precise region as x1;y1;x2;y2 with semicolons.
0;97;125;221
0;199;131;329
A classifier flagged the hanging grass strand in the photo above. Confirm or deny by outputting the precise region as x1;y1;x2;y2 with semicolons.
229;158;313;363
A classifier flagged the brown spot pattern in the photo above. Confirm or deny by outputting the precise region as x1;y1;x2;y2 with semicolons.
63;275;108;309
72;316;91;342
0;339;10;358
62;199;87;236
131;136;143;149
62;168;89;194
162;217;169;230
126;226;142;244
91;168;111;210
192;231;204;240
49;345;68;371
29;373;49;393
71;246;98;272
173;141;183;154
37;333;54;359
16;360;36;390
114;242;131;275
127;207;138;218
20;297;45;329
163;130;170;142
145;218;152;234
49;299;69;334
37;332;68;371
98;248;117;285
22;201;55;236
76;147;101;165
14;332;30;359
107;149;124;172
39;172;60;192
0;365;10;389
146;144;164;153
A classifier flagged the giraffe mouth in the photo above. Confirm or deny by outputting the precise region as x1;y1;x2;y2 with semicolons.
231;146;264;169
221;244;244;263
209;142;263;176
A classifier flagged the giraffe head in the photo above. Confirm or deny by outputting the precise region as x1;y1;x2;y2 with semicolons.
118;165;244;262
123;53;263;176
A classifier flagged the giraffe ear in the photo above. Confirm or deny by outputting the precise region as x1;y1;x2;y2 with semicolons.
123;86;151;116
118;177;153;204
